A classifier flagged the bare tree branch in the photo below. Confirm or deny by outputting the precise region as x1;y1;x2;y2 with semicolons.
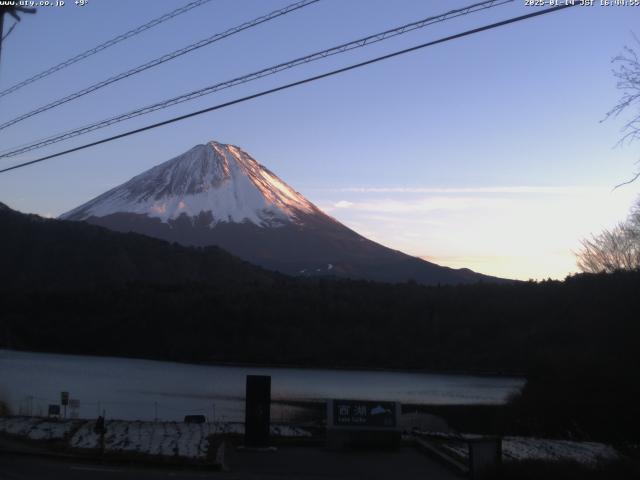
605;35;640;187
576;196;640;273
614;170;640;189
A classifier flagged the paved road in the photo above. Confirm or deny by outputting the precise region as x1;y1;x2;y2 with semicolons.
229;446;461;479
0;447;461;480
1;454;213;480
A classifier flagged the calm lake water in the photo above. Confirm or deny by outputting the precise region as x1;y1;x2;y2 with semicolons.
0;349;524;422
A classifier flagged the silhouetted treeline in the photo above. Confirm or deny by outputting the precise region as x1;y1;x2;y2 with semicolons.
0;202;275;290
3;272;640;440
2;203;640;441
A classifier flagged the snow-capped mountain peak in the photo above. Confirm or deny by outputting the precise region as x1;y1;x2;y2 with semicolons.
60;139;501;285
60;141;316;227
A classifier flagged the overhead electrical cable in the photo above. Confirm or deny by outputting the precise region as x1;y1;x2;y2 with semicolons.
0;3;576;175
1;21;17;42
0;0;512;159
0;0;216;99
0;0;320;131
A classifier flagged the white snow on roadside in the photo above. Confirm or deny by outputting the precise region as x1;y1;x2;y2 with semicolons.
69;421;100;449
215;421;243;435
65;419;310;458
26;420;80;440
415;431;620;467
0;416;79;440
0;416;43;436
271;425;312;437
502;436;620;466
2;416;313;459
440;441;468;459
70;420;218;459
208;422;311;438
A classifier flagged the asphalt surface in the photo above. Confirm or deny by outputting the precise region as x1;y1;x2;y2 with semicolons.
0;454;215;480
229;446;462;479
0;447;461;480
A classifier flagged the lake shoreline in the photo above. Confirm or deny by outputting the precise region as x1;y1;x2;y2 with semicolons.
0;348;525;422
0;347;526;379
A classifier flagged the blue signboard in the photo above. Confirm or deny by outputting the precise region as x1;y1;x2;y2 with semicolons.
332;400;397;428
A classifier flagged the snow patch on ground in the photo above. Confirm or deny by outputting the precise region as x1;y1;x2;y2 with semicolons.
69;420;218;458
271;425;312;437
502;436;620;466
415;431;620;467
440;441;468;460
1;416;312;459
0;416;79;440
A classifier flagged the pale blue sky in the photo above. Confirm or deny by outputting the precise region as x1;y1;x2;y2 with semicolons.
0;0;638;279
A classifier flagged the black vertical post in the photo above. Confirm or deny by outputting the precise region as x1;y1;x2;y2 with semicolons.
244;375;271;447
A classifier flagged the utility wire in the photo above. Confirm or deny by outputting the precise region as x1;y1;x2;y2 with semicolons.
1;21;17;42
0;3;576;175
0;0;320;131
0;0;215;99
0;0;512;159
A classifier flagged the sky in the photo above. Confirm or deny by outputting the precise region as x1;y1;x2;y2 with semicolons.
0;0;638;281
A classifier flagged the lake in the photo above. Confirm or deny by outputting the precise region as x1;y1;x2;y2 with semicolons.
0;349;524;422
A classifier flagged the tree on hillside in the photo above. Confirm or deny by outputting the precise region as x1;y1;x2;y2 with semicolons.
577;38;640;273
605;37;640;186
577;198;640;273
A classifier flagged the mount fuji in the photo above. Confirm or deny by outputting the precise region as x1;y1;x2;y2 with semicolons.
61;141;499;285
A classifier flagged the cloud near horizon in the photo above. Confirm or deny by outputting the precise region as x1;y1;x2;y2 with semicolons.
311;185;638;281
314;185;593;195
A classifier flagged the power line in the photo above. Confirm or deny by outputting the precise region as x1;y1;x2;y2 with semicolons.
0;0;214;99
1;21;17;42
0;0;513;159
0;3;576;175
0;0;320;132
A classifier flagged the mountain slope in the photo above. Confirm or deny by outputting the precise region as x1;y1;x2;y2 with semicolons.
61;141;503;285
